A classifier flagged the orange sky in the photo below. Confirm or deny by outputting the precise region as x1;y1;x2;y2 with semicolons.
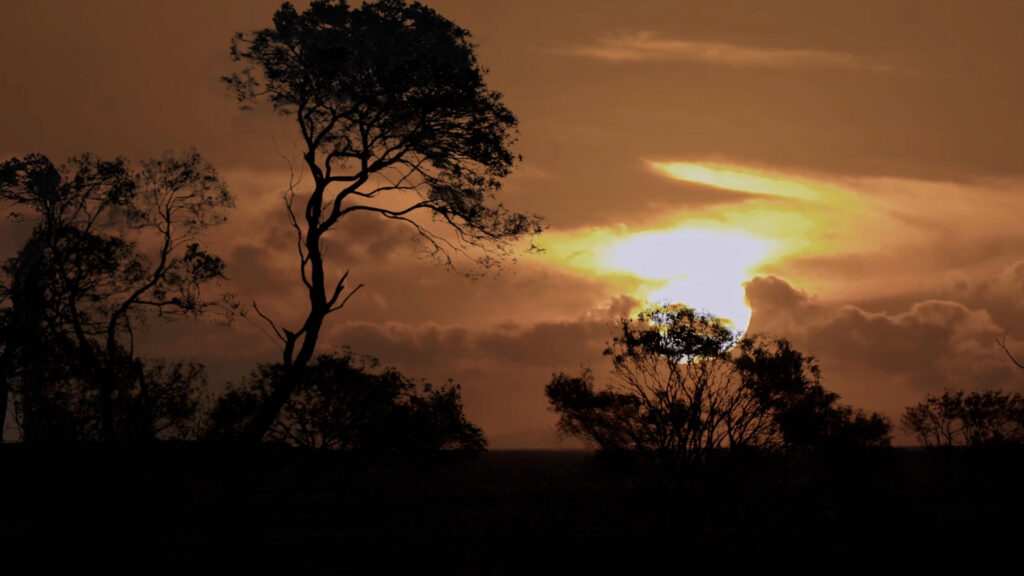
4;0;1024;447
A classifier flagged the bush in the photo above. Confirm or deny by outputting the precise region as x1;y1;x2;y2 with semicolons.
902;389;1024;447
208;351;485;452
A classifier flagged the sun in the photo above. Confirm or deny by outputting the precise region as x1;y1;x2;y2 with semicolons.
601;227;772;333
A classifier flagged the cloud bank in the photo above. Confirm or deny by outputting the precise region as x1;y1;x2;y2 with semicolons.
745;275;1024;443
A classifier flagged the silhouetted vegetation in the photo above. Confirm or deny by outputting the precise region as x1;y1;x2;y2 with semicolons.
0;151;232;442
547;305;777;470
208;351;485;452
902;388;1024;447
4;2;1024;574
222;0;544;441
547;304;891;473
735;335;893;449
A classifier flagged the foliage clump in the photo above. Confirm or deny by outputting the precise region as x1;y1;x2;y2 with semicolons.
209;351;486;453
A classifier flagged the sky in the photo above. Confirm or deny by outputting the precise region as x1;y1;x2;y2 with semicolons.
4;0;1024;447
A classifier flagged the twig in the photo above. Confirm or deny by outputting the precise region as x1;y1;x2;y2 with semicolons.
996;334;1024;370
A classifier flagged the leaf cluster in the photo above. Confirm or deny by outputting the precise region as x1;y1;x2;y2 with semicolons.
224;0;542;272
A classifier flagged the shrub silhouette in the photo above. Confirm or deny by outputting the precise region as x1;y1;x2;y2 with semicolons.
902;389;1024;447
209;351;485;452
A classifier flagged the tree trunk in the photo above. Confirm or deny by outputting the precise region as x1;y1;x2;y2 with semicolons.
100;367;115;443
236;177;337;443
0;353;9;442
238;307;326;442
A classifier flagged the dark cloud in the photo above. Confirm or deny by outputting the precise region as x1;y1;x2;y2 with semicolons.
745;275;1024;443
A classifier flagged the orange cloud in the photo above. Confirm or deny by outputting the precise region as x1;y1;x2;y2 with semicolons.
566;31;885;70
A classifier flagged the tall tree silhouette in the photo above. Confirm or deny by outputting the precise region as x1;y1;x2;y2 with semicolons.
223;0;542;441
0;151;233;441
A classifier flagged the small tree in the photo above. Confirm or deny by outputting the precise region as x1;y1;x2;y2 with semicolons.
208;352;485;452
547;304;777;470
223;0;543;441
0;151;233;441
902;389;1024;447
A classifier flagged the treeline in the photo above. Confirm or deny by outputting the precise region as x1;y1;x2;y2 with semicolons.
2;155;1021;455
2;154;1021;457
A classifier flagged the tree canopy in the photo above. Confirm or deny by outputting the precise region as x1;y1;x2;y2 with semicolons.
224;0;542;269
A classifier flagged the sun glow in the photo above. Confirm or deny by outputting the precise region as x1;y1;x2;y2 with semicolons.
544;225;778;333
541;160;872;330
539;161;891;333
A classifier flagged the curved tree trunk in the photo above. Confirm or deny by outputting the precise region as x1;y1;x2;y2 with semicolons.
238;218;332;441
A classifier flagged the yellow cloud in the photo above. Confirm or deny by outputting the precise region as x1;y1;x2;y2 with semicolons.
537;160;914;329
648;161;835;202
538;158;1024;333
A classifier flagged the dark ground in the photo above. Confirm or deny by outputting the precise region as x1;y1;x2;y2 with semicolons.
1;444;1022;575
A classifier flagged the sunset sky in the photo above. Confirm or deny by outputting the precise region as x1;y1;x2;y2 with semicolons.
4;0;1024;447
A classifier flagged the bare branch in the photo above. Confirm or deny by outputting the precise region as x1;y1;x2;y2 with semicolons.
997;334;1024;370
329;283;364;313
326;269;351;309
252;300;286;344
338;200;434;220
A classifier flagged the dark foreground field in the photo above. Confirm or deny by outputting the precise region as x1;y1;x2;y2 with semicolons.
2;444;1023;575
